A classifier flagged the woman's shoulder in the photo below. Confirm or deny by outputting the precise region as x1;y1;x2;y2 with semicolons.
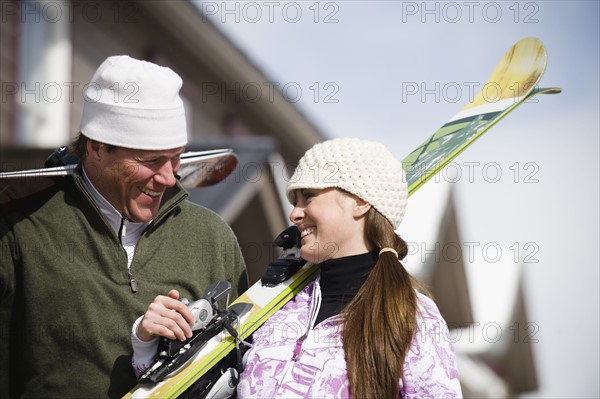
415;291;447;324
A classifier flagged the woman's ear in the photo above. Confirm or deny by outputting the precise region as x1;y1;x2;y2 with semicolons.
352;197;372;218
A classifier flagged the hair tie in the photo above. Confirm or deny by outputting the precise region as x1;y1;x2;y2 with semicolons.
379;247;398;258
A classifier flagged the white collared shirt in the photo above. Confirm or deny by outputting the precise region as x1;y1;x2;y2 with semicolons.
81;167;149;268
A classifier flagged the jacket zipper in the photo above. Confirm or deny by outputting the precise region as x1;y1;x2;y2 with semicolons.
73;171;187;293
124;196;184;293
119;216;138;293
274;281;322;394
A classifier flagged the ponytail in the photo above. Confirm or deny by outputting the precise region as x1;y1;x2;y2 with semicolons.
342;207;423;398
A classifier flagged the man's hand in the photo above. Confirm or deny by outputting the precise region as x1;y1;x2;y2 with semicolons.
137;289;195;342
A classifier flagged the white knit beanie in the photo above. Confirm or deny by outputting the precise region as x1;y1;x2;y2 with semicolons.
287;138;408;229
79;55;187;150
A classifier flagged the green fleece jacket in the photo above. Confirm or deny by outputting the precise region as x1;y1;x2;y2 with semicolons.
0;169;248;398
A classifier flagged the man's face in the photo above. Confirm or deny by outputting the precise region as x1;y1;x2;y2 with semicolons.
86;145;184;222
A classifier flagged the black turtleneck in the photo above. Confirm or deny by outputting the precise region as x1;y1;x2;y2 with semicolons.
315;251;378;325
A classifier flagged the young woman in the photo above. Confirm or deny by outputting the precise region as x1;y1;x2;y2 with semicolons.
237;138;462;398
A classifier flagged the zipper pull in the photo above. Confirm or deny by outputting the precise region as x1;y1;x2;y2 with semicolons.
291;336;306;361
128;272;138;293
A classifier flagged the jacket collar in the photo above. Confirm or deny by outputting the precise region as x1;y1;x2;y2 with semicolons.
71;164;189;232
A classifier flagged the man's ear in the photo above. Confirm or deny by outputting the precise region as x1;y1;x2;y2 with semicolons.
86;140;102;161
352;197;372;218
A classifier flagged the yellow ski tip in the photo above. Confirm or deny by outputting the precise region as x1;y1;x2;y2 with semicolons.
463;37;547;111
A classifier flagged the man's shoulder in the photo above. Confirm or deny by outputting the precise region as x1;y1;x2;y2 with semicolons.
174;200;232;230
178;199;220;218
0;176;72;217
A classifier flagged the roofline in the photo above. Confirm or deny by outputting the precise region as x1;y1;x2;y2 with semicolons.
134;0;324;159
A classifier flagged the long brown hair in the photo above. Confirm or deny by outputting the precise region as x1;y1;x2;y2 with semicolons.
342;207;422;398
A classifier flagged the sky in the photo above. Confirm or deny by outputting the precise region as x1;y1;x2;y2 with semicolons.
198;1;600;397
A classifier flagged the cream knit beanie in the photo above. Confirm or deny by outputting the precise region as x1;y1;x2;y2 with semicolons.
79;55;187;150
287;138;408;229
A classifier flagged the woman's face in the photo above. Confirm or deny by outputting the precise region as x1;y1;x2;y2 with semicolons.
289;188;371;264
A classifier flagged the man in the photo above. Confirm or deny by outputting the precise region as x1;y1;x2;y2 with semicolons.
0;56;248;398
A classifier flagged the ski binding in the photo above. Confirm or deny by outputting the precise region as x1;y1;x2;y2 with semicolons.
138;281;252;385
260;225;306;287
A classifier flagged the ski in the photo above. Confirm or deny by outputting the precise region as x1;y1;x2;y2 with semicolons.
402;37;561;194
0;148;237;188
123;36;560;398
0;148;238;206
